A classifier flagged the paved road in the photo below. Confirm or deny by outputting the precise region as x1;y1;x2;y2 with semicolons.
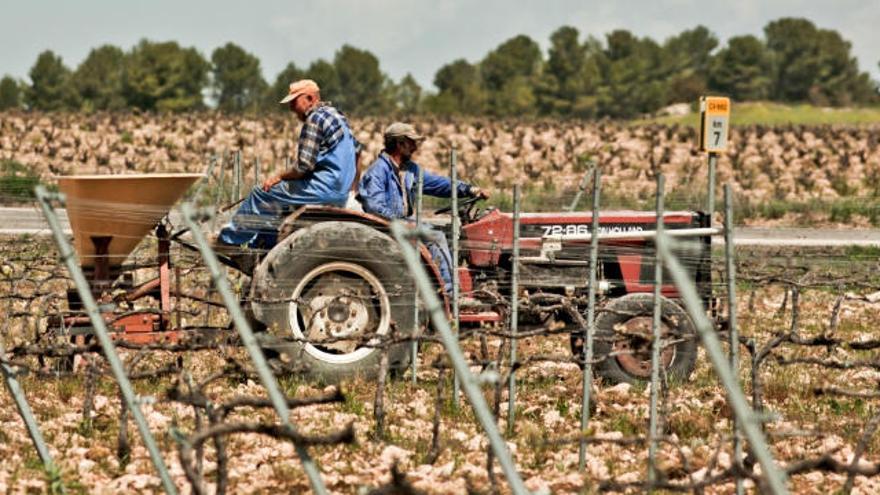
0;206;71;235
2;206;880;246
721;227;880;247
0;206;182;236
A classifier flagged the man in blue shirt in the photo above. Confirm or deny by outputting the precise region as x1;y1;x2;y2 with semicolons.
217;79;358;249
358;122;488;293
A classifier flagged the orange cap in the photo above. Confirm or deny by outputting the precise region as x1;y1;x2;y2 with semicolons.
280;79;320;104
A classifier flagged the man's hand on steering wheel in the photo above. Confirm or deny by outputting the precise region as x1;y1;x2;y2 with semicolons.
433;194;484;216
470;186;490;200
433;185;490;218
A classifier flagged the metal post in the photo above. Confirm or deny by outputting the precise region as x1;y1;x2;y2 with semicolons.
36;186;178;495
450;148;461;410
254;157;261;188
216;152;227;207
391;222;531;495
707;152;717;224
724;184;745;495
180;203;328;495
578;168;601;470
567;159;595;212
411;167;424;385
647;174;665;487
0;340;63;490
506;184;521;436
208;152;226;234
656;231;788;495
233;150;242;203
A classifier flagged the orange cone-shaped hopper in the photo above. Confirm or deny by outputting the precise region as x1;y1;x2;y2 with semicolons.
56;173;203;267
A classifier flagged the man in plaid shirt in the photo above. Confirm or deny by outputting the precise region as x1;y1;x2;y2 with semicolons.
217;79;359;252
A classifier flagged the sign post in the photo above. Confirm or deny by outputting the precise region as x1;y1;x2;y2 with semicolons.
699;96;730;223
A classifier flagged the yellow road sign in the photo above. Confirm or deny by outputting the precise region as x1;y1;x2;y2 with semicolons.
699;96;730;152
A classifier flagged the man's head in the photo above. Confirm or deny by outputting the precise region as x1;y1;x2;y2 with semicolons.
383;122;425;162
280;79;320;121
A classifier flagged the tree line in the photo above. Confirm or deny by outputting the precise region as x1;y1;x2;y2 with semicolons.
0;17;876;118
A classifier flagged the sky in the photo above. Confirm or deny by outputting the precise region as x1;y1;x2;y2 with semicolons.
1;0;878;92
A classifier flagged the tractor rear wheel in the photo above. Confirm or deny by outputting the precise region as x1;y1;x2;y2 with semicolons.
569;293;698;385
250;221;415;383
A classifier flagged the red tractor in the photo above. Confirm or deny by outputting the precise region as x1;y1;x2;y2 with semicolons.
247;197;712;385
45;174;710;384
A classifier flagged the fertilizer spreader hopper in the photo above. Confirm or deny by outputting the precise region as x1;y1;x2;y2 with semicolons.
48;173;203;346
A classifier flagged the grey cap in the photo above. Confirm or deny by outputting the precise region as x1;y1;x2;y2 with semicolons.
384;122;425;142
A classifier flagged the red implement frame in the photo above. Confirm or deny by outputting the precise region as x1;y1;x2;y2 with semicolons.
62;224;181;344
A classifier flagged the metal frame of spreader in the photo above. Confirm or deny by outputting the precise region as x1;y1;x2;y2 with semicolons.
51;174;202;346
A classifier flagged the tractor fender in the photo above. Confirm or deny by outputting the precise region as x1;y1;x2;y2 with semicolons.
276;205;450;312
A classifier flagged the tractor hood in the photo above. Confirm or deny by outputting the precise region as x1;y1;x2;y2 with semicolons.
56;173;202;267
462;208;707;267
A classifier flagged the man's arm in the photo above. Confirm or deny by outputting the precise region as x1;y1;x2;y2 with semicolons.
262;166;307;191
262;115;320;191
295;114;322;174
421;165;487;198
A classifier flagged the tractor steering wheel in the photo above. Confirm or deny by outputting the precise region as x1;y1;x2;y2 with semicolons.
433;195;484;222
